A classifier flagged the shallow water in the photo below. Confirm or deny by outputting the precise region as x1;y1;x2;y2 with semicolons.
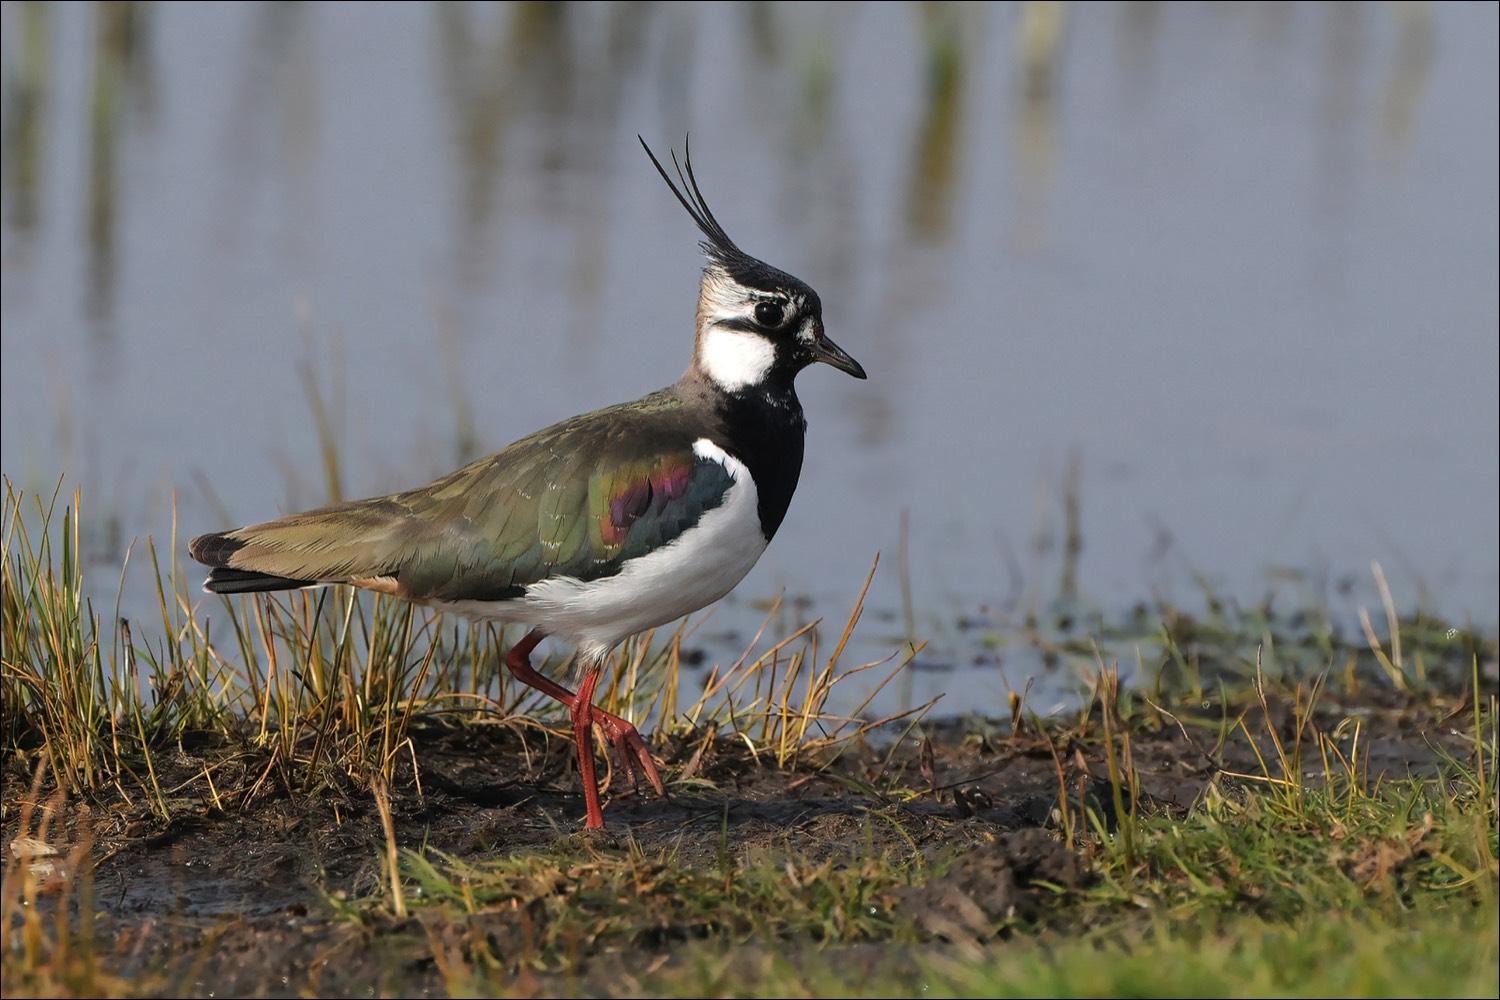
2;3;1496;713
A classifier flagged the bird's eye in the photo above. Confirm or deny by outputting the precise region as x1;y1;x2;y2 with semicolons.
754;301;784;328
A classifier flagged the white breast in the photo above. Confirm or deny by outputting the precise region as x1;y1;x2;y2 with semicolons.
443;439;769;664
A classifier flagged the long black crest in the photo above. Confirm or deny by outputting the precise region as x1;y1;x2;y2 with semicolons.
638;135;801;298
639;135;745;267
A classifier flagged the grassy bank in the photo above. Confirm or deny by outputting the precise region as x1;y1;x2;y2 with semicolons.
2;483;1496;998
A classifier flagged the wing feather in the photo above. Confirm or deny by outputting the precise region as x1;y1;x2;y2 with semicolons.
191;392;739;603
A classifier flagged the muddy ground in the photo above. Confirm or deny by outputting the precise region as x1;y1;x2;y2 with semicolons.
2;689;1481;998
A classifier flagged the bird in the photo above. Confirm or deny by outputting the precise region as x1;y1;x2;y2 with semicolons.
189;137;867;829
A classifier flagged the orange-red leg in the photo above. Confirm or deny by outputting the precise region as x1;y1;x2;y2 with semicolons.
501;628;663;828
502;629;574;705
590;704;664;797
571;668;607;829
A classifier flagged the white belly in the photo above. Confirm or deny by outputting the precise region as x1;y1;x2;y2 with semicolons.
442;439;768;663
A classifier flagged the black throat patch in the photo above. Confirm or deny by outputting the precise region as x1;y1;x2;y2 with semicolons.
709;387;808;540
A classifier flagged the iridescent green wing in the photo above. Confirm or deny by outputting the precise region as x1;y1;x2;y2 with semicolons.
193;394;738;600
390;441;734;601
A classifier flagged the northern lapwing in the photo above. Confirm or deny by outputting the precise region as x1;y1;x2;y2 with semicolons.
189;138;867;829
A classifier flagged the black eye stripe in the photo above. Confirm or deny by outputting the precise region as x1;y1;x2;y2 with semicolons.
716;317;773;334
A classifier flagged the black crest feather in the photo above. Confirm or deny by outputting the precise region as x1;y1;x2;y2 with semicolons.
639;135;807;295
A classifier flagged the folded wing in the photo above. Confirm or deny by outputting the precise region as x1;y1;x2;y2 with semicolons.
191;403;736;604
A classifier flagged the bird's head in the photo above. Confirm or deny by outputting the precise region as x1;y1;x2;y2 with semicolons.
641;137;867;394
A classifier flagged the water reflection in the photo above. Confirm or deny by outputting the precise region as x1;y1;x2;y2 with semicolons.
1;1;47;239
905;2;968;243
436;3;520;279
1381;2;1434;158
219;2;317;273
85;1;152;331
0;2;1493;711
1014;1;1062;255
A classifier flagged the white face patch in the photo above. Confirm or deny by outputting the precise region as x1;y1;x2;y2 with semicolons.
698;327;776;391
695;268;789;391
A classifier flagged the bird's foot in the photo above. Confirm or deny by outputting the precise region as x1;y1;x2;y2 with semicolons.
590;708;665;798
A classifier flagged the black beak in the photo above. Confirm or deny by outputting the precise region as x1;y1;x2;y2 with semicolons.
813;334;867;379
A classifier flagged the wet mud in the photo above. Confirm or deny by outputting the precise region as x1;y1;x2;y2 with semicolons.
2;690;1477;998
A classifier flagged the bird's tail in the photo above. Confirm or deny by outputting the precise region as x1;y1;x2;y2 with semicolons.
188;500;409;595
190;530;321;593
